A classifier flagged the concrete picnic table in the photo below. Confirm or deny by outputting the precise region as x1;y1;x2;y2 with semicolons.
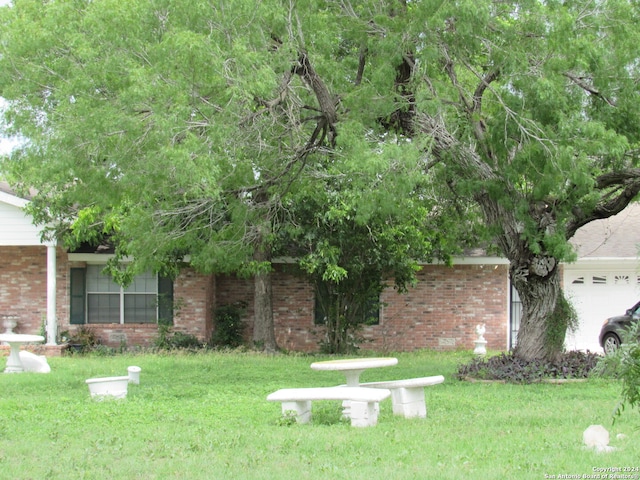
310;357;398;387
0;333;45;373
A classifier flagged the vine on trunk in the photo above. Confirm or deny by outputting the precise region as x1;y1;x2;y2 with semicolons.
544;293;579;361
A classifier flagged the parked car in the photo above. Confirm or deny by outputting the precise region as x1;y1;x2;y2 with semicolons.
599;301;640;354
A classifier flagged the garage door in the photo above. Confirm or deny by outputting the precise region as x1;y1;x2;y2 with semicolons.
564;266;640;352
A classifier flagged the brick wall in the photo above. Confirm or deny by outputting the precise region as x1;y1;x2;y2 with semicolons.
272;265;319;351
0;246;68;334
214;272;255;340
1;246;509;352
0;247;215;348
214;263;509;353
366;264;508;352
173;268;214;342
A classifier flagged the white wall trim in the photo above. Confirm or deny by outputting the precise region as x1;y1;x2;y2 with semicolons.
67;253;131;263
0;189;29;208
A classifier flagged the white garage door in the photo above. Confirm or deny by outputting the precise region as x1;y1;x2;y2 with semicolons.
564;265;640;353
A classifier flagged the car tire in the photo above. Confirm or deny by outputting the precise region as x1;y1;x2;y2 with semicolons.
602;333;621;355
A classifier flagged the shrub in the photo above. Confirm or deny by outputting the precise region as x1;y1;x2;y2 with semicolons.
456;350;600;383
616;341;640;417
155;324;204;350
64;325;100;354
594;319;640;419
210;304;246;349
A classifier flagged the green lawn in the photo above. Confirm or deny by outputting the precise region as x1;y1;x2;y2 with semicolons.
0;350;638;480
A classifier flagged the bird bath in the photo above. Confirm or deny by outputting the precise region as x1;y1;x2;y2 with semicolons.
0;333;45;373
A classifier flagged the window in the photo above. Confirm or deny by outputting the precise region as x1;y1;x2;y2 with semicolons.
70;266;173;325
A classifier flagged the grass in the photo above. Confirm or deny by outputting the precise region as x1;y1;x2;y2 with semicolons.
0;350;638;480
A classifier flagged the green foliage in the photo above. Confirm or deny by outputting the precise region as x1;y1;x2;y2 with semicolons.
3;0;640;360
314;280;378;354
594;319;640;419
64;325;100;354
281;164;470;353
154;324;203;351
210;303;247;349
615;340;640;418
545;293;579;355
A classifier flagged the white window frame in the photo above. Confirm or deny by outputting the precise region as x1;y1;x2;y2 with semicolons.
85;265;159;325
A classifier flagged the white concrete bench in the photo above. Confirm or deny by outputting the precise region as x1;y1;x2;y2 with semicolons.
267;386;391;427
358;375;445;419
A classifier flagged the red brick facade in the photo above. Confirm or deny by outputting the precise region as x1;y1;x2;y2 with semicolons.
0;246;510;352
0;246;69;333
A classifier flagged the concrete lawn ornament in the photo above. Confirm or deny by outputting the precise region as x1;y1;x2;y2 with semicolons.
474;323;487;356
127;366;141;384
86;366;141;399
18;351;51;373
583;425;615;453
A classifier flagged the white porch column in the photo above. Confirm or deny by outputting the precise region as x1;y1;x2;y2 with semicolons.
46;243;57;345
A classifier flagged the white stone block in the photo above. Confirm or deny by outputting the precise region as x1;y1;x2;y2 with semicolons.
127;365;141;384
19;351;51;373
281;400;311;424
391;386;424;404
349;400;378;427
583;425;611;451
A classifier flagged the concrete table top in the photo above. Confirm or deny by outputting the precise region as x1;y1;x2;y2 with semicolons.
310;357;398;386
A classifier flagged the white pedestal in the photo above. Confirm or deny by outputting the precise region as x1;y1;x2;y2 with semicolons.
474;339;487;356
0;334;45;373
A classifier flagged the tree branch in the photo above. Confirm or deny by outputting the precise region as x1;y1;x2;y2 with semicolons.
563;71;616;107
566;168;640;237
439;42;471;111
354;45;367;86
293;51;339;149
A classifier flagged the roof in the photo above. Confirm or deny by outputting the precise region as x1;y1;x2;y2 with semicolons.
0;180;16;195
0;180;29;208
570;203;640;259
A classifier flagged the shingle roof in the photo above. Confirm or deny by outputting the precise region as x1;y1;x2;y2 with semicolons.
0;180;15;196
570;203;640;259
0;180;34;201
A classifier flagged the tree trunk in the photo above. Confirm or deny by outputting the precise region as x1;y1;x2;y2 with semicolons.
474;189;567;362
251;241;278;352
417;112;573;361
511;259;566;362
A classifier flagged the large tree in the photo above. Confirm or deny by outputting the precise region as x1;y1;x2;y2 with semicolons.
401;0;640;360
0;0;346;351
2;0;640;360
278;153;475;352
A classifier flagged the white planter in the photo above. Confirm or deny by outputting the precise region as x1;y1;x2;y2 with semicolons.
2;317;17;334
127;366;141;384
86;376;129;399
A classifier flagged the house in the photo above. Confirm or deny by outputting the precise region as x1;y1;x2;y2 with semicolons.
1;180;636;354
563;205;640;352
